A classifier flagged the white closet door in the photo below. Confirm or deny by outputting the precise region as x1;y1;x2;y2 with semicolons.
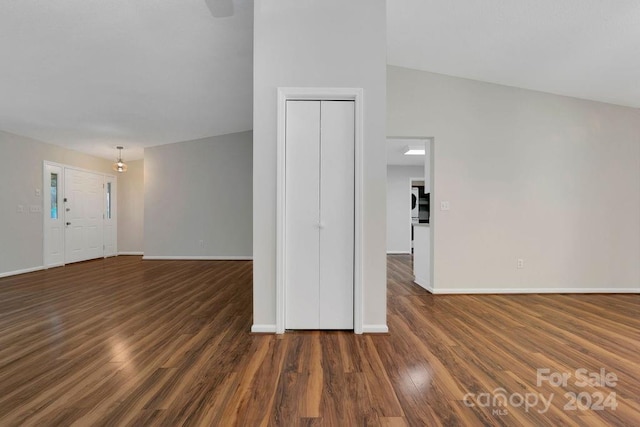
285;100;355;330
285;100;321;329
319;101;354;329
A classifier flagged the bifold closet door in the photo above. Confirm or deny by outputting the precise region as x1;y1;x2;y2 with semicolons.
285;100;322;329
319;100;354;329
285;100;354;330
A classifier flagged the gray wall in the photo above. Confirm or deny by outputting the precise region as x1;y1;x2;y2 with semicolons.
0;130;113;276
117;159;144;254
387;165;425;253
388;66;640;292
144;131;253;258
253;0;388;330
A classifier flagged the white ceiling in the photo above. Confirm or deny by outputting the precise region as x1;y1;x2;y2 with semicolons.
0;0;253;160
387;0;640;109
1;1;639;161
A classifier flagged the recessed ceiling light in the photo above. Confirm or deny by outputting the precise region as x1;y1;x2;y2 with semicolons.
403;147;425;156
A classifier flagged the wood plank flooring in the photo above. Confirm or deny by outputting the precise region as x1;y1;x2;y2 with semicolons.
0;255;638;426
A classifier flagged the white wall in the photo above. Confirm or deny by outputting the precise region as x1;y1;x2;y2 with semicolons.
387;165;425;253
117;159;144;254
253;0;387;330
388;66;640;292
144;131;252;259
0;130;113;276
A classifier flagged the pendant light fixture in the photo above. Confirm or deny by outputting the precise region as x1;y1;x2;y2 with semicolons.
112;146;128;173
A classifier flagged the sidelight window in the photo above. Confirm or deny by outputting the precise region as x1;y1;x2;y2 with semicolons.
106;182;112;219
50;173;58;219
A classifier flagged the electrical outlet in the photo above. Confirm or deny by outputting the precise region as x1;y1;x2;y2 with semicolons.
517;258;524;269
35;188;41;197
440;201;450;211
17;205;24;213
199;240;204;249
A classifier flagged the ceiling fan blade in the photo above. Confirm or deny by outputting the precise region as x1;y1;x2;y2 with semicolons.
205;0;234;18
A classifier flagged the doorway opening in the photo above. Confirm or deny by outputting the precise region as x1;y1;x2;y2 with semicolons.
386;136;434;292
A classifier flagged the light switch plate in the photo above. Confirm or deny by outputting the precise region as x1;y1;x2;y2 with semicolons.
17;205;24;213
30;205;42;213
440;201;450;211
35;189;41;197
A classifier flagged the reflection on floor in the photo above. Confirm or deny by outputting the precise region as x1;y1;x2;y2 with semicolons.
0;255;638;425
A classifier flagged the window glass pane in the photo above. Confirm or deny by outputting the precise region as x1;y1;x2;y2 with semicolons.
50;173;58;219
106;182;111;219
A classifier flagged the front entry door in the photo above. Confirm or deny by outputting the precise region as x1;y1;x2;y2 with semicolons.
64;168;104;263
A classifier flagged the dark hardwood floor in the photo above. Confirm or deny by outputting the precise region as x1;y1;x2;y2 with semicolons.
0;255;638;426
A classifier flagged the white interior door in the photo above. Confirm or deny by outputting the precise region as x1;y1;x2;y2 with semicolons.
319;100;354;329
43;163;65;267
64;168;104;263
285;100;354;330
285;101;321;329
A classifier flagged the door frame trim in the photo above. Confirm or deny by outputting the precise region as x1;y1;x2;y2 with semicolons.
275;87;364;334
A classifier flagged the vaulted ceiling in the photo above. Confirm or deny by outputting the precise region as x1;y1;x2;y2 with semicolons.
0;0;253;160
1;1;638;161
387;0;640;109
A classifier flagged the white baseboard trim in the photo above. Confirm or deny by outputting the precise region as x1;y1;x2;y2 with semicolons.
429;287;640;295
414;277;434;293
362;324;389;334
0;265;45;279
251;324;388;334
118;251;144;256
387;251;411;255
45;263;65;269
251;324;277;333
142;256;253;261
